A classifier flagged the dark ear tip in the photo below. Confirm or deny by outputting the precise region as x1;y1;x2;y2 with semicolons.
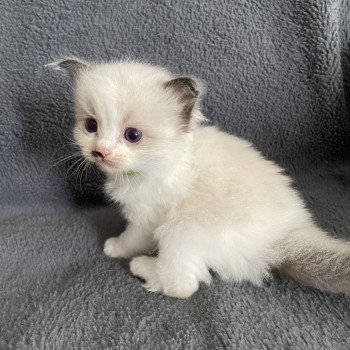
46;56;90;79
164;76;205;97
192;77;207;96
173;77;198;94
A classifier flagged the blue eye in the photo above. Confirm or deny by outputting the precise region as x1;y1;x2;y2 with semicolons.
124;128;142;143
85;118;98;133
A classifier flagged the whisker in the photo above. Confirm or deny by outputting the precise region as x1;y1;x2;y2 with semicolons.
70;158;86;180
65;157;84;184
79;160;90;192
84;162;91;184
60;130;76;144
50;141;77;159
50;137;79;168
50;152;82;169
54;107;76;144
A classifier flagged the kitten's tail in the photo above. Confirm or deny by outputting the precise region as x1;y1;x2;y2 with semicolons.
274;226;350;294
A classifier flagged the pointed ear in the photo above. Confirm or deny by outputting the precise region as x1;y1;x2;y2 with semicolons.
47;56;90;80
164;77;204;127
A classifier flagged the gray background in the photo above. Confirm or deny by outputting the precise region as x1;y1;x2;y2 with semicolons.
1;0;350;349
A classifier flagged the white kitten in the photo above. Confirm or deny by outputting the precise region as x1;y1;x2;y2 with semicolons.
52;57;350;298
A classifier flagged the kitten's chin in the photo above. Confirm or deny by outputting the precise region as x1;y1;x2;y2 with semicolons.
97;160;119;174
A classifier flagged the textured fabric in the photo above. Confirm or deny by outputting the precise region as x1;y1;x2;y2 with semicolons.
1;0;350;349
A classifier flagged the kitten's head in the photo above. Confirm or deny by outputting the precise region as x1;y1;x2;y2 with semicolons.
52;57;205;177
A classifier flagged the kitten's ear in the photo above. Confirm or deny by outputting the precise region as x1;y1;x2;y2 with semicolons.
164;77;205;127
47;56;90;80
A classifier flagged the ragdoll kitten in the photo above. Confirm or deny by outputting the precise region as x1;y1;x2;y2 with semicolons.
52;57;350;298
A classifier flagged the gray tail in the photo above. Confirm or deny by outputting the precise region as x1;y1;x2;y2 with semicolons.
274;227;350;294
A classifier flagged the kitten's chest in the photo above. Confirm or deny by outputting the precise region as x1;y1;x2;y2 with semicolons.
105;176;177;224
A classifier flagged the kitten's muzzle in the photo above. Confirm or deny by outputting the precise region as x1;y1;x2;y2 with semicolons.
92;150;104;159
91;147;117;169
92;147;111;159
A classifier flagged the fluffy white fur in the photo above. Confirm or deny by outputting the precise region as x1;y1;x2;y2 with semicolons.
53;57;350;298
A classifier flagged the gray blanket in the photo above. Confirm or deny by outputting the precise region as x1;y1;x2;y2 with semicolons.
1;1;350;349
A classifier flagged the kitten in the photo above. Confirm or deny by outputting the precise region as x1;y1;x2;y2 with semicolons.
51;57;350;298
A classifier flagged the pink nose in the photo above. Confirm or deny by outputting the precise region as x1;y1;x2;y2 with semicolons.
93;147;112;159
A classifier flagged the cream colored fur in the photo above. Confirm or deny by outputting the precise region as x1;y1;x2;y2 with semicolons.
53;57;350;298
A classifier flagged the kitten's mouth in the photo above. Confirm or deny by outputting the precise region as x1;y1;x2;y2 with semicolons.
89;151;120;171
98;158;116;168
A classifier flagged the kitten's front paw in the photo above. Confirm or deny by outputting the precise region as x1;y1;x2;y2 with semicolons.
130;256;199;299
161;277;199;299
103;237;128;258
130;256;162;293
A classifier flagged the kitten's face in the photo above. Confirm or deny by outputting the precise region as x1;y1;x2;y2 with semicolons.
56;59;203;177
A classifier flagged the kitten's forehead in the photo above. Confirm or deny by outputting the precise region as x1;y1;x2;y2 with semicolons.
77;62;172;94
74;62;173;118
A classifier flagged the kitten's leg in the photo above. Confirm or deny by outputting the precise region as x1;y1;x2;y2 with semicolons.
130;256;162;292
130;221;210;298
104;223;156;259
130;255;203;298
